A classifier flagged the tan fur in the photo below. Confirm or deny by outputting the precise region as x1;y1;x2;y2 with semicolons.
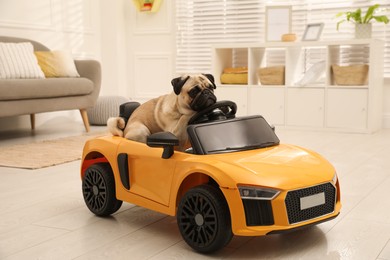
107;74;215;151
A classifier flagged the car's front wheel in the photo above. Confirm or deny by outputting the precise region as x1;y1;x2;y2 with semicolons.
82;163;122;216
177;184;233;253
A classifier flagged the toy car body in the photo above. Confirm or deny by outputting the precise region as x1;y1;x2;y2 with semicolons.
80;102;341;253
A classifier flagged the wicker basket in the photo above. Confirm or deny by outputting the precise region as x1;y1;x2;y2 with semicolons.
331;64;369;85
257;66;285;85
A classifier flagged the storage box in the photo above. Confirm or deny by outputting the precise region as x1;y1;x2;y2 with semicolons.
220;67;248;84
220;73;248;84
331;64;369;85
257;66;285;85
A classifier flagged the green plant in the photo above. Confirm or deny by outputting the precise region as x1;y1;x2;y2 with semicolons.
336;4;389;30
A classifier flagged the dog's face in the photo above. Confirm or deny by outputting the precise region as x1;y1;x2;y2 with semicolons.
171;74;217;113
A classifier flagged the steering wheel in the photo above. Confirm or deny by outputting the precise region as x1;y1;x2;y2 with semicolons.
188;100;237;125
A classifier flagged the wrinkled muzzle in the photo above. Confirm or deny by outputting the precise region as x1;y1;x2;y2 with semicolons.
190;89;217;111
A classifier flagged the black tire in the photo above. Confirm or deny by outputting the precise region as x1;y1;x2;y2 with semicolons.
82;163;122;216
177;184;233;253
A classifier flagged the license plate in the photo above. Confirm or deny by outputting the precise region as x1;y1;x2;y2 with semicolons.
300;192;325;210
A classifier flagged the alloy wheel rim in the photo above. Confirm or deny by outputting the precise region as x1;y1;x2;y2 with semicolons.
179;193;218;247
83;169;107;211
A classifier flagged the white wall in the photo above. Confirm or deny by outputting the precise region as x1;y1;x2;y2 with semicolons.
99;0;175;102
99;0;128;97
0;0;100;56
123;0;175;104
383;78;390;128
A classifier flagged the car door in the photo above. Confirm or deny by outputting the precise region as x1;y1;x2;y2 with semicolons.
117;140;176;206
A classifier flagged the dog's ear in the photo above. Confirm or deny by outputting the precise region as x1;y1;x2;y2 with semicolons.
171;75;190;95
203;73;216;89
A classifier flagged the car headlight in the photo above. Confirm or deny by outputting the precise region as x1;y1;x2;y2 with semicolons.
238;186;280;200
332;172;338;185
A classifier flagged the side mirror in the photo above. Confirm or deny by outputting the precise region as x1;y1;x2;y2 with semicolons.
147;132;179;159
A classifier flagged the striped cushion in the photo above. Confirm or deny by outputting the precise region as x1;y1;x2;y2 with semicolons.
0;42;45;79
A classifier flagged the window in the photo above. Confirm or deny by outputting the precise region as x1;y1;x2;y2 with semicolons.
175;0;390;77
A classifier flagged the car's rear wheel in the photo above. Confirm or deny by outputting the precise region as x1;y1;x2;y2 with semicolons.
82;163;122;216
177;184;233;253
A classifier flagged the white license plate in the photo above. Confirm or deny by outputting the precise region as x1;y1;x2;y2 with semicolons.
300;192;325;210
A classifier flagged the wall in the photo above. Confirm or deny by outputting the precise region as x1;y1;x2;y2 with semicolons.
384;78;390;128
99;0;128;97
123;0;175;104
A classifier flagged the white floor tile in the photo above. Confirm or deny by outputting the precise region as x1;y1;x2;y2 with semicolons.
303;218;390;260
379;239;390;260
0;225;68;258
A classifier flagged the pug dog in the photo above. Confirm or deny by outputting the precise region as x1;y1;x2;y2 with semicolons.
107;74;217;150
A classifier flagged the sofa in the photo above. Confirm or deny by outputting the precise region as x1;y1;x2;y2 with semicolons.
0;36;101;132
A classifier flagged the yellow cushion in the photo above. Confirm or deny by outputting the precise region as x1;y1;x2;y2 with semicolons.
220;73;248;84
35;51;80;78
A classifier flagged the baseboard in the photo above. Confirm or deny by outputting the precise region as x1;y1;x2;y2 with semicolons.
0;111;81;132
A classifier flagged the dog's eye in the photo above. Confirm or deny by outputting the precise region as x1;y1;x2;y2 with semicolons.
188;86;201;98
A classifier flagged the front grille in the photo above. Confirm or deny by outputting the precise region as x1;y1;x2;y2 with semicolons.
242;199;274;226
285;183;336;224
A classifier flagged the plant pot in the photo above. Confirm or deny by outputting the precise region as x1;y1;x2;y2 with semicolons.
355;24;372;39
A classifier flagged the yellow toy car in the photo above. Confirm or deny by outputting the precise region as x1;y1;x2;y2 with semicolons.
81;101;341;253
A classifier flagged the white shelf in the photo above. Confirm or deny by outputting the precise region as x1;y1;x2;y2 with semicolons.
213;39;384;133
213;39;383;49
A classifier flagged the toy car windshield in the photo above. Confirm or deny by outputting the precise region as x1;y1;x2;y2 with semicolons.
187;115;280;155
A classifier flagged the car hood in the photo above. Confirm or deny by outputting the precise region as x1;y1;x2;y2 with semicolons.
208;144;335;190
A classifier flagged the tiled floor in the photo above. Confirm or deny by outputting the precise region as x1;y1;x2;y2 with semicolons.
1;118;390;259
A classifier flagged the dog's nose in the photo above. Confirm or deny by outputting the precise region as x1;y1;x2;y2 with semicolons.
205;96;216;106
202;89;216;101
201;89;215;98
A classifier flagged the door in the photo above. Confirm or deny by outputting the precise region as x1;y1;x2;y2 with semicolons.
117;141;176;206
326;88;368;130
249;86;285;125
216;86;248;116
286;88;325;127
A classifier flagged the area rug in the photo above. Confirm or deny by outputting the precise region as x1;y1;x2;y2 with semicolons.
0;132;107;169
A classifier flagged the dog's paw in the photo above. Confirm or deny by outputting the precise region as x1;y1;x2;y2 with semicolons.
107;117;124;137
117;117;126;130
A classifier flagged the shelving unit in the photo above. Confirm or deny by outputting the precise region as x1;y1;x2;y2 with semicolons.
213;39;384;133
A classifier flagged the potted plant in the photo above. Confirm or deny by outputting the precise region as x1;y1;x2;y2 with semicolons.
336;4;389;38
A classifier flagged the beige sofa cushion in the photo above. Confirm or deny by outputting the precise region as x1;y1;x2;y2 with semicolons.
0;78;93;101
